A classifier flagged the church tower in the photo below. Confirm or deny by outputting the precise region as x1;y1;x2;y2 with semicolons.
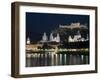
49;32;60;42
50;32;53;41
26;37;30;44
42;32;48;42
56;33;60;42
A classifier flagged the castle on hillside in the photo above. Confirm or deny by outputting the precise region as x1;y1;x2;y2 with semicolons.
26;23;89;44
59;22;88;29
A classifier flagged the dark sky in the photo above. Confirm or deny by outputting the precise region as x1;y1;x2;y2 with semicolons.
26;12;89;41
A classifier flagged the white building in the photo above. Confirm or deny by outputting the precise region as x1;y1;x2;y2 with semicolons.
68;31;89;42
50;32;60;42
56;33;60;42
68;35;82;42
50;32;53;41
41;32;60;43
42;32;48;42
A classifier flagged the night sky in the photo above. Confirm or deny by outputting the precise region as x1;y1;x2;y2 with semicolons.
26;12;89;42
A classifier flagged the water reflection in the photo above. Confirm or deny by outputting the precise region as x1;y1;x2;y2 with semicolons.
26;52;89;67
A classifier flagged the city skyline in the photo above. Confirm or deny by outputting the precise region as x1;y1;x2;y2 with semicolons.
26;12;89;42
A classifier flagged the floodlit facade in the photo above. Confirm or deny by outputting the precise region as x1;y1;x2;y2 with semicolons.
59;22;88;29
50;32;60;42
26;37;30;44
42;32;48;42
68;32;89;42
41;32;60;43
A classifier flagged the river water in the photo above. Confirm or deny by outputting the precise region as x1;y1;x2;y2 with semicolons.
26;52;89;67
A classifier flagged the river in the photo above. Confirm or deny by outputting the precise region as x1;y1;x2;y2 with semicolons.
26;52;89;67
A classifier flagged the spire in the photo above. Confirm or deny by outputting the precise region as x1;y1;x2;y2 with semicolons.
50;32;53;41
26;37;30;44
56;33;60;42
42;32;48;41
